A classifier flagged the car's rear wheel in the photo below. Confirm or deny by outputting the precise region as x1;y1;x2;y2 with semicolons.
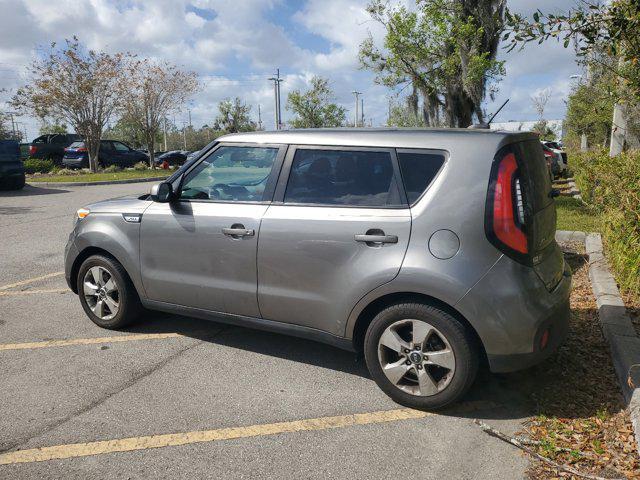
77;255;142;329
364;302;478;410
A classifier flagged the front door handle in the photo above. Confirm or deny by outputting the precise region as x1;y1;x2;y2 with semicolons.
223;225;255;238
355;234;398;244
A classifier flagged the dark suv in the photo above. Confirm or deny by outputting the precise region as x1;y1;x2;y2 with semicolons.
28;134;81;164
0;140;25;190
62;140;148;169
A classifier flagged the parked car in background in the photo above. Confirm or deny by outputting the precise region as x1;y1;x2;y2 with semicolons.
0;140;25;190
541;142;566;179
65;129;570;410
28;133;81;164
542;141;568;178
154;150;188;166
186;150;201;162
62;140;148;169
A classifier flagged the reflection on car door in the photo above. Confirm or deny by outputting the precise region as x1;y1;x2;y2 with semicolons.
140;144;285;317
257;146;412;336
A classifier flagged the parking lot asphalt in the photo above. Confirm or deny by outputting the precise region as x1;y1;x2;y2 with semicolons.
0;183;532;479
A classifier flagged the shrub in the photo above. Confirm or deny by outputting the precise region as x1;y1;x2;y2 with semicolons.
571;148;640;298
133;161;148;171
23;158;54;174
102;165;121;173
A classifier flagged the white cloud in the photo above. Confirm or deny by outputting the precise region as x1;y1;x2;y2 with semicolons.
0;0;583;139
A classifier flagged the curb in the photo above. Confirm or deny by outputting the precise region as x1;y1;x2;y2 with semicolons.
556;230;640;455
26;176;167;187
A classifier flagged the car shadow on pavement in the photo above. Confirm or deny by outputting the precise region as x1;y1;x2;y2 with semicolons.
121;309;591;422
0;185;69;197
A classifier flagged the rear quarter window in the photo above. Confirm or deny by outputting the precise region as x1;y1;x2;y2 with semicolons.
514;140;553;212
397;151;446;205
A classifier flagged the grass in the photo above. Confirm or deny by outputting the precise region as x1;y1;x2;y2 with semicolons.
28;169;169;183
555;196;603;233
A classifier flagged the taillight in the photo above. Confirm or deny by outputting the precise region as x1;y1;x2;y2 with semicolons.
486;148;529;261
29;145;37;155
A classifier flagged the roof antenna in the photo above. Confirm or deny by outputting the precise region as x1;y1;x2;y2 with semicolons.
468;99;509;129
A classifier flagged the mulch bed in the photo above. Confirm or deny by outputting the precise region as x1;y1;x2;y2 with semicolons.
522;244;639;478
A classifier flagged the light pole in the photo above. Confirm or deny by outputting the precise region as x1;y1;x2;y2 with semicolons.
352;91;362;127
269;69;283;130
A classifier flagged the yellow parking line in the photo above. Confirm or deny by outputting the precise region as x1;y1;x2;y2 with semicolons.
0;288;68;297
0;272;65;291
0;408;432;465
0;333;185;351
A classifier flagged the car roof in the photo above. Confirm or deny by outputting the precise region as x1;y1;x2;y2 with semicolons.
216;128;537;150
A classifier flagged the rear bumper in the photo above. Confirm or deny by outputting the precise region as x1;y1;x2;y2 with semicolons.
486;294;570;372
62;158;87;168
455;252;572;373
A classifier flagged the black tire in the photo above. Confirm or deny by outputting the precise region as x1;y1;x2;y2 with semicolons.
76;254;142;329
13;176;25;190
364;302;478;410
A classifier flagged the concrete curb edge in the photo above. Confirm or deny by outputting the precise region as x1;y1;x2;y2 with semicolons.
556;229;640;455
26;176;168;187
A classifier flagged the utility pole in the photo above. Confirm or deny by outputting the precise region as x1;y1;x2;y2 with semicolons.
257;104;263;130
361;98;364;127
352;91;362;127
188;109;192;129
182;122;187;150
9;113;16;139
268;69;283;130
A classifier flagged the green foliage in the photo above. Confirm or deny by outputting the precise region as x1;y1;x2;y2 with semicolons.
214;97;256;133
38;119;68;135
531;120;556;140
565;67;616;148
23;158;54;174
102;165;121;173
286;76;346;128
505;0;640;97
133;161;148;171
571;148;640;298
360;0;506;127
387;97;425;127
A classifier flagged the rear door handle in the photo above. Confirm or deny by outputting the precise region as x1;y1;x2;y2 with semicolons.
223;226;255;238
354;234;398;244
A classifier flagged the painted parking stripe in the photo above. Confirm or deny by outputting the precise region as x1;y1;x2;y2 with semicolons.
0;408;433;465
0;288;68;297
0;272;65;291
0;333;187;351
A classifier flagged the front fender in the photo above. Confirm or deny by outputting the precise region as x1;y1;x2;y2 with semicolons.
73;213;146;298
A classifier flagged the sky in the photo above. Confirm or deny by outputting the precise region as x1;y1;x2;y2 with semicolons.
0;0;583;140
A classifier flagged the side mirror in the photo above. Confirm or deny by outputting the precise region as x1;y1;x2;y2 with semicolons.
150;182;174;202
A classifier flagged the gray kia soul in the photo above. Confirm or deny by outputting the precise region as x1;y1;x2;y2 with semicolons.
65;129;571;409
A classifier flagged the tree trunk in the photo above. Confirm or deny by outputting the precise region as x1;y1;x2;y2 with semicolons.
86;134;100;173
147;134;155;169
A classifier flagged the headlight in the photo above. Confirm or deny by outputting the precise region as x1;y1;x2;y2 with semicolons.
76;208;90;220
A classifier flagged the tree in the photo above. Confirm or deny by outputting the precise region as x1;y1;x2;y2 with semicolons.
360;0;506;128
286;76;346;128
213;98;256;133
386;96;424;127
505;0;640;97
38;118;68;135
531;88;551;120
505;0;640;153
11;37;127;171
122;60;198;167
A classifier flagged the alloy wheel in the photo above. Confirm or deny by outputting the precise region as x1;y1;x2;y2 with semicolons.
377;319;456;396
83;266;120;321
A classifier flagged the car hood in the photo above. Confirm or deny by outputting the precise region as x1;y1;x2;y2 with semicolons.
84;194;152;214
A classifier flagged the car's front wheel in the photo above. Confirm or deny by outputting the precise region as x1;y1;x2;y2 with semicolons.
364;302;478;410
77;255;142;329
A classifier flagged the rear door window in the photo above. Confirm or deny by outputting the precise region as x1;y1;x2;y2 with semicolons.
397;151;446;205
284;149;403;207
